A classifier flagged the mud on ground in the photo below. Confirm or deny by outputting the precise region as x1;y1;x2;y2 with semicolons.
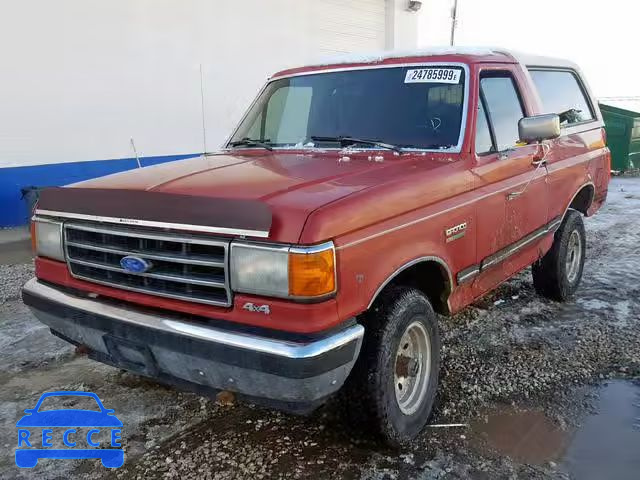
1;177;639;479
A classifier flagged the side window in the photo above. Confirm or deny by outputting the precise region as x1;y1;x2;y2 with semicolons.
529;69;594;126
475;97;493;154
480;75;524;152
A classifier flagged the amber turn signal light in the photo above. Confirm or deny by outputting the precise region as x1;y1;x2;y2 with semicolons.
288;248;335;297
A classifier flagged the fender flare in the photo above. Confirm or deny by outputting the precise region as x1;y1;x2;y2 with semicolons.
561;181;595;223
366;255;453;310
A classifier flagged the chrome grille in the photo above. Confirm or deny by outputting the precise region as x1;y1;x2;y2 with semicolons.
64;222;231;306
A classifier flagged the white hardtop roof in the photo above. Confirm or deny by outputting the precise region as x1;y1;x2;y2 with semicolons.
297;47;579;71
508;50;580;70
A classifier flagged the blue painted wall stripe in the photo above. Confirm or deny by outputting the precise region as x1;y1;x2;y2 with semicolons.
0;153;200;227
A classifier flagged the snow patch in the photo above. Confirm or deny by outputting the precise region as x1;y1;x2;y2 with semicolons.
577;298;610;310
303;46;500;69
612;300;631;326
339;146;366;155
275;47;579;79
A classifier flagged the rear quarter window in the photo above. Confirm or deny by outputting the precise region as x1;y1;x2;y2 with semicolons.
528;69;595;126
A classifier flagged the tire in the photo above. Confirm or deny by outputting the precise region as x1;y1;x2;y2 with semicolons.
532;209;586;301
348;286;440;447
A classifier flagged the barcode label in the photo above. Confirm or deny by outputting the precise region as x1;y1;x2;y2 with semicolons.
404;68;461;84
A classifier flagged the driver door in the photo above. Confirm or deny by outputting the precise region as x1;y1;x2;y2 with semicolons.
472;69;549;267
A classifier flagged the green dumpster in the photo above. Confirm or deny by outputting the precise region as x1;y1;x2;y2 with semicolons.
599;103;640;172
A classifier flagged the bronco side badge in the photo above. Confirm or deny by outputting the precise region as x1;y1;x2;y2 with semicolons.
445;222;467;243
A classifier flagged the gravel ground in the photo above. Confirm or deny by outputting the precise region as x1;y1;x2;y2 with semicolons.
1;177;639;479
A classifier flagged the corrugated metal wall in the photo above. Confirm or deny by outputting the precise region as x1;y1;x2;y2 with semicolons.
312;0;386;55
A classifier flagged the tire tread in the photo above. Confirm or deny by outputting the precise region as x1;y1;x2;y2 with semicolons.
347;286;440;447
532;210;586;301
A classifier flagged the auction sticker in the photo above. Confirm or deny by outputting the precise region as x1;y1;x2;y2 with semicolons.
404;68;461;84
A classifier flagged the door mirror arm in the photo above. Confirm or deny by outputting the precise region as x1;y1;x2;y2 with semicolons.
532;142;551;166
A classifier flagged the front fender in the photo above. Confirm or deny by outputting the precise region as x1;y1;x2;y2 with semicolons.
335;235;457;320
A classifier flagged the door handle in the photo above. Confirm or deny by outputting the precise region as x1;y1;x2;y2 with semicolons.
508;154;547;200
532;158;547;167
506;191;521;201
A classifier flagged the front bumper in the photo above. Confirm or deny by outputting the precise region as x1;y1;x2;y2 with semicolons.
22;278;364;412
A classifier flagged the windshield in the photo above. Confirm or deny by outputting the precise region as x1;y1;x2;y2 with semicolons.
229;65;466;150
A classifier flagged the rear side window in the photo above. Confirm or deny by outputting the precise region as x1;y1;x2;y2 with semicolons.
480;75;524;151
529;69;594;126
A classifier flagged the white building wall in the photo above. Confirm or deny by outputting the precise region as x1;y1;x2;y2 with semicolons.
385;0;420;50
0;0;421;225
1;0;304;168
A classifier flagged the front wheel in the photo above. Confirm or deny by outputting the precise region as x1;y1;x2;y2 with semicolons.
350;287;440;447
532;209;586;301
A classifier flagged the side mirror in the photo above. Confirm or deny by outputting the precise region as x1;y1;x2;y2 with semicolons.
518;114;560;143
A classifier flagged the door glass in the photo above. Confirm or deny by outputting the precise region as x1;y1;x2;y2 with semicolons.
475;98;494;154
480;76;524;152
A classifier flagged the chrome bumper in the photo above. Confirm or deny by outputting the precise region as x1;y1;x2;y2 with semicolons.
22;278;364;410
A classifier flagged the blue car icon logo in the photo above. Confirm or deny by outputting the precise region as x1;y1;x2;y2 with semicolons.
16;391;123;468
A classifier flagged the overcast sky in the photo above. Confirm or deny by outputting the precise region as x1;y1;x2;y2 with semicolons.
419;0;640;99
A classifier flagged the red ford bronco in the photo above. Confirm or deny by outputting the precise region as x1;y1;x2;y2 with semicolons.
23;48;610;445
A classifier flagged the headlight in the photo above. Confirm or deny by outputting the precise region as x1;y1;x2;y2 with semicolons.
33;218;65;261
230;241;336;300
230;243;290;297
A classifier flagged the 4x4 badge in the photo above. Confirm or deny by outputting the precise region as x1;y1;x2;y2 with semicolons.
242;303;271;315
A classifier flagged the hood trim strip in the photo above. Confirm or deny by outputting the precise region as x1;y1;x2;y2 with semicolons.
35;210;269;238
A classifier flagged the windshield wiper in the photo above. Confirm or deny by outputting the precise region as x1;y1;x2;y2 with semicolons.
229;137;273;151
311;136;405;154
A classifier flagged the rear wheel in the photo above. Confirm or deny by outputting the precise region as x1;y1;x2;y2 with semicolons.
532;210;586;301
349;286;440;447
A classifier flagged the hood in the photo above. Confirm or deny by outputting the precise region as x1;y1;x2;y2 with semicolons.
68;151;446;243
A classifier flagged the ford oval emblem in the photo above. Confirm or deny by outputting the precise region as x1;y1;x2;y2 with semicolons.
120;256;152;274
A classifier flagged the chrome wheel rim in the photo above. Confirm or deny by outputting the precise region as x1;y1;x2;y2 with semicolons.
566;230;582;284
394;320;431;415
